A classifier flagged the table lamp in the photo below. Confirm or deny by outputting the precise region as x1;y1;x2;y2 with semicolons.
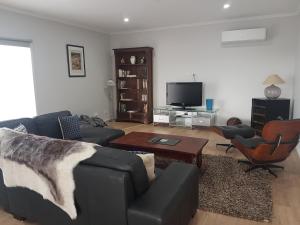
263;74;285;99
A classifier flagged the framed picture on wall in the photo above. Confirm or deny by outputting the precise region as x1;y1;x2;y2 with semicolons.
66;44;86;77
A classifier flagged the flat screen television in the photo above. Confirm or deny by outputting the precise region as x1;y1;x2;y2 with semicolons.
166;82;203;108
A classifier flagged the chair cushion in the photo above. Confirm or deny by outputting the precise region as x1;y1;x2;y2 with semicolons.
0;118;38;134
58;115;81;140
218;124;255;139
234;135;265;149
33;111;72;138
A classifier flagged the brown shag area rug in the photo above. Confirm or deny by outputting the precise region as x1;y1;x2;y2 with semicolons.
155;154;273;222
199;155;273;222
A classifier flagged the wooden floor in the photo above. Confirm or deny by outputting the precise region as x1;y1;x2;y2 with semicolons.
1;122;300;225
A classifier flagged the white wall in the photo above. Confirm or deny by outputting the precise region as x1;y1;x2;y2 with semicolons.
294;15;300;119
111;16;298;125
0;9;112;120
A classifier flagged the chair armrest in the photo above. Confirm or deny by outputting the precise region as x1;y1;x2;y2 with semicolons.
128;162;199;225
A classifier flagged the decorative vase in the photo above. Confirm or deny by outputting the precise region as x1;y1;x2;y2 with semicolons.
130;56;136;64
264;84;281;99
206;99;214;111
120;57;125;64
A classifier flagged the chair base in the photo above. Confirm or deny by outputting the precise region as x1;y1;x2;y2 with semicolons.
216;143;235;153
238;160;284;177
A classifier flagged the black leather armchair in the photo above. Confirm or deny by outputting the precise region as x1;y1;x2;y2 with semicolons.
0;147;199;225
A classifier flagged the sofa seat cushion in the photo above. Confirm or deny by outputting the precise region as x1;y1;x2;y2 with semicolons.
33;111;72;139
0;118;38;134
79;127;125;146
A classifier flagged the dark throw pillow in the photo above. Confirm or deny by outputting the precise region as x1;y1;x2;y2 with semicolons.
58;115;81;140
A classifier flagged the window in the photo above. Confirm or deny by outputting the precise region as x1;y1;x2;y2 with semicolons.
0;40;37;121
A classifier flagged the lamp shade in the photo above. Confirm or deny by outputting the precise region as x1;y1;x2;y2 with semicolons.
263;74;285;85
107;79;116;87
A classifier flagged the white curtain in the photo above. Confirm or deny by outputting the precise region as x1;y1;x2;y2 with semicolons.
0;42;37;121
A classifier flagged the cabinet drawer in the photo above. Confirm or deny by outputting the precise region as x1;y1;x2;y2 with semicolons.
154;115;169;123
192;117;211;126
253;99;267;107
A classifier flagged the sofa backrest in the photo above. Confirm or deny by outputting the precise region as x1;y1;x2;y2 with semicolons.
82;146;150;196
33;111;72;139
0;118;39;134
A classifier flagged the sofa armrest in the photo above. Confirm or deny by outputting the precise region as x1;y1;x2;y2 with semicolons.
0;170;9;211
128;162;199;225
79;127;125;145
80;126;124;137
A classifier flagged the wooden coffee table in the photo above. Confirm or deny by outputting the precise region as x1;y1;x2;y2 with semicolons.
109;132;208;168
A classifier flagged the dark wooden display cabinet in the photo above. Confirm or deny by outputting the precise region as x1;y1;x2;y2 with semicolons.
251;98;290;135
113;47;153;124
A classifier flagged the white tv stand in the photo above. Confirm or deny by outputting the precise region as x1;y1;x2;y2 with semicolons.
153;106;218;128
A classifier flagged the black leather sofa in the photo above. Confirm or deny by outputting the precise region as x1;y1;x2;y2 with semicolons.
0;111;199;225
0;110;125;146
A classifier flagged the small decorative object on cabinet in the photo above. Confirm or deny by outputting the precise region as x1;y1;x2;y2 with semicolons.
130;56;136;64
113;47;153;124
120;57;125;64
206;99;214;111
263;74;285;99
140;57;145;64
251;98;290;135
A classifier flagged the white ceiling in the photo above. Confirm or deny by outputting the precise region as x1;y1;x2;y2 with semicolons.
0;0;299;34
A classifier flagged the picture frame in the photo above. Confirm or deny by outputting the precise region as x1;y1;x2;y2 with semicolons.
66;44;86;77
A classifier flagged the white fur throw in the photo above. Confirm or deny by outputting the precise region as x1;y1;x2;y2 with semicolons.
0;128;97;219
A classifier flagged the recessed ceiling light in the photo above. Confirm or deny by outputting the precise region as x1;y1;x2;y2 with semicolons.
124;17;130;23
223;3;231;9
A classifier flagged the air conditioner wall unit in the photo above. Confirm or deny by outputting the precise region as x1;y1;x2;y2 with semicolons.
221;28;267;43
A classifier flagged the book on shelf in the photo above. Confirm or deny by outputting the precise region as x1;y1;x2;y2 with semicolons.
119;103;127;112
142;79;147;89
118;69;135;77
119;80;126;88
141;94;148;102
144;104;148;113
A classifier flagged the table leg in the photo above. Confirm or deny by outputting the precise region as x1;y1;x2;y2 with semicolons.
189;155;202;168
196;154;202;168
